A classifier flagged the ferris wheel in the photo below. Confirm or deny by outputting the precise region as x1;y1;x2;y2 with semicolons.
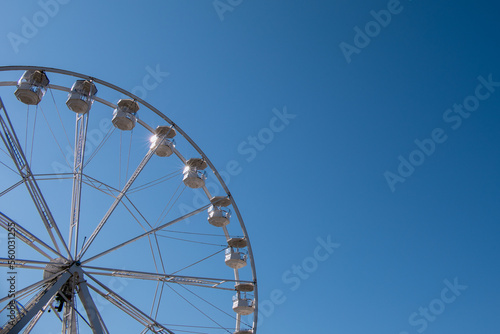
0;66;258;334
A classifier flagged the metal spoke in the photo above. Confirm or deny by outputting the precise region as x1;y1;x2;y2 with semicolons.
78;136;167;260
0;179;26;197
0;212;63;259
68;111;90;258
81;203;211;265
85;273;175;334
86;283;153;332
0;98;71;259
81;265;249;290
0;257;53;269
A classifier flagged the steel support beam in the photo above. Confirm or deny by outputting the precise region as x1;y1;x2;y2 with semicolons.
76;274;106;334
0;97;71;258
78;137;167;260
4;264;77;333
68;112;89;258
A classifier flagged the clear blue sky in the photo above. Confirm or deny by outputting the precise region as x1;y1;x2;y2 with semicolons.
1;0;500;333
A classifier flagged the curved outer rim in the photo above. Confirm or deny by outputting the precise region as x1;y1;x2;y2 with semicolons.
0;65;259;332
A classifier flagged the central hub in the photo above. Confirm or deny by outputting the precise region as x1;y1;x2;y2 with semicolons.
43;258;80;312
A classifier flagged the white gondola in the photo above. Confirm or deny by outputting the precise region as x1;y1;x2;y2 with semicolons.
225;247;247;269
150;125;176;157
112;99;139;130
232;284;253;333
14;70;49;105
182;158;208;188
152;137;175;157
66;80;98;114
232;292;255;315
182;167;207;188
208;196;231;226
208;205;231;227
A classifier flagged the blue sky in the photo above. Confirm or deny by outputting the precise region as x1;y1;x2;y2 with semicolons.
0;0;500;333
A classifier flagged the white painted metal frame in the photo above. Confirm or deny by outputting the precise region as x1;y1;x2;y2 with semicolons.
0;66;258;333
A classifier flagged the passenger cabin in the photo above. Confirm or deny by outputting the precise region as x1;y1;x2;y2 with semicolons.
151;125;176;157
208;196;232;227
183;158;207;188
66;80;98;114
112;99;139;131
14;70;49;105
225;238;248;269
232;292;255;315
